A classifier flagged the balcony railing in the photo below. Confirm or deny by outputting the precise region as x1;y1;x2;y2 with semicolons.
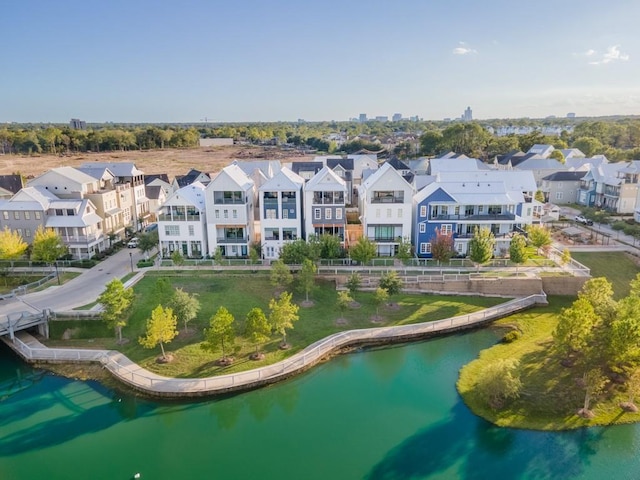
214;199;245;205
217;237;248;244
60;234;101;244
371;197;404;204
369;236;401;243
429;212;516;221
157;214;201;221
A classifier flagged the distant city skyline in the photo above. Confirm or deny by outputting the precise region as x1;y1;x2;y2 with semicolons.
2;0;640;123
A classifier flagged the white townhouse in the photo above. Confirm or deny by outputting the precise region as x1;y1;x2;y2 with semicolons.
357;162;414;256
80;162;150;232
303;166;347;244
46;197;105;259
204;165;256;257
157;182;207;258
259;167;305;260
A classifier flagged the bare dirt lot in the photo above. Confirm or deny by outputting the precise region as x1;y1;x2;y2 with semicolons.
0;146;312;180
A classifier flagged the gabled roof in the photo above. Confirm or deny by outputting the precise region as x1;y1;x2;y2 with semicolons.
386;157;411;171
259;167;304;192
304;166;346;191
208;164;254;191
0;175;23;194
559;148;585;159
145;185;163;200
435;170;537;194
175;169;210;188
414;173;527;206
436;152;470;160
326;158;355;171
165;182;206;209
30;166;97;186
290;161;324;176
11;186;59;208
429;157;489;174
145;173;170;185
232;160;282;179
76;166;115;182
515;157;564;171
413;174;437;191
542;171;586;182
360;162;413;191
80;162;143;177
565;156;609;171
526;144;555;157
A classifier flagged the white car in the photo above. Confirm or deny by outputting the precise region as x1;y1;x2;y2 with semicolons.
574;215;593;226
127;238;139;248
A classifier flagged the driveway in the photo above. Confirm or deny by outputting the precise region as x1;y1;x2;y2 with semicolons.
1;248;146;316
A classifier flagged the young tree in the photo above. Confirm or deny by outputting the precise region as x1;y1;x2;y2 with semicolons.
374;287;389;316
30;226;67;284
475;358;522;409
379;271;403;297
526;225;551;253
395;237;412;263
430;228;455;265
138;305;178;361
346;272;361;298
171;250;185;266
268;291;300;347
297;258;317;302
508;233;529;274
213;246;224;265
578;277;616;325
317;234;343;259
169;287;201;333
535;190;546;203
202;306;235;362
137;230;158;257
560;248;572;266
350;236;377;265
629;272;640;298
468;227;495;271
97;279;134;343
270;259;293;291
280;239;319;264
0;227;28;285
337;290;353;318
153;277;174;306
245;307;271;358
609;296;640;366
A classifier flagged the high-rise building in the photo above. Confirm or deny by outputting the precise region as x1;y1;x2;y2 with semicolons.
392;113;402;122
358;113;367;123
70;118;86;130
567;112;576;119
462;107;473;122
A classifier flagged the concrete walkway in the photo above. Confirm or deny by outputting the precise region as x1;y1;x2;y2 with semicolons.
4;294;547;398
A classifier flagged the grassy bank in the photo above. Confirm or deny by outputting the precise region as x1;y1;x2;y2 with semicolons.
458;251;640;430
46;272;503;378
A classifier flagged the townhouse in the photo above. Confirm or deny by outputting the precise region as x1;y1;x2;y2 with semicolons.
358;162;414;256
204;165;256;257
259;167;305;260
303;166;347;243
540;171;586;204
157;182;207;258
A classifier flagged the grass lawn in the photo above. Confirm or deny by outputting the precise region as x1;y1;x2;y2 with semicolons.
458;252;640;430
572;251;640;299
46;272;503;378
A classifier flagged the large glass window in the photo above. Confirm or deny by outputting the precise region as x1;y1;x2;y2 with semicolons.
214;191;243;204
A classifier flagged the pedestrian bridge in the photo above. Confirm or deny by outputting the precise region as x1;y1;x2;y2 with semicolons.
0;311;49;340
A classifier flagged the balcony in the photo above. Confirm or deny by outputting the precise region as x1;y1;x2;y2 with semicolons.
369;236;401;243
157;214;201;222
60;233;101;244
371;196;404;204
217;237;248;244
429;212;516;222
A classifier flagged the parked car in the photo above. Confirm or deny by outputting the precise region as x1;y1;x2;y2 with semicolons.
144;223;158;233
574;215;594;226
127;238;139;248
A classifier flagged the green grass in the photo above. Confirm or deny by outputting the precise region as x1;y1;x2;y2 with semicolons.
0;271;80;294
47;272;503;379
459;296;640;430
572;251;640;298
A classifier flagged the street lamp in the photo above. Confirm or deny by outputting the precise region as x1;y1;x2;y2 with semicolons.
129;252;134;273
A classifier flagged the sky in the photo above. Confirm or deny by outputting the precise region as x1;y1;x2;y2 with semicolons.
2;0;640;123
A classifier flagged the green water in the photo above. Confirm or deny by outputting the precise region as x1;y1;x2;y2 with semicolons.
1;331;640;480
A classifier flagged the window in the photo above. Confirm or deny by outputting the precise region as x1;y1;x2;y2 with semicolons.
2;212;7;220
266;209;277;219
397;208;402;218
14;212;20;220
526;208;532;216
265;228;279;240
24;212;30;220
282;228;296;240
282;209;289;219
375;209;380;218
165;225;180;236
223;209;228;219
386;208;392;218
420;205;426;217
456;242;464;253
35;211;41;220
420;242;431;254
188;225;195;236
55;209;63;216
17;228;22;236
478;206;484;214
419;223;426;233
67;209;75;216
25;229;31;238
314;208;321;220
555;192;563;200
232;209;238;219
325;208;332;220
441;224;452;235
215;210;220;219
335;208;343;220
454;206;460;216
488;205;501;215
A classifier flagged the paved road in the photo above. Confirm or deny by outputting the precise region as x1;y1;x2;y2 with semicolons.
0;248;145;317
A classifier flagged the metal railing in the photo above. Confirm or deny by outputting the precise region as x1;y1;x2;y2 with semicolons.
8;294;547;396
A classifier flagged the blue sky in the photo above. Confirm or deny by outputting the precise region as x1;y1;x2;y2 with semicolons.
2;0;640;123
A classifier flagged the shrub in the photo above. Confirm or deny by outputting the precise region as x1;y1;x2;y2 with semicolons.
502;330;522;343
137;260;154;268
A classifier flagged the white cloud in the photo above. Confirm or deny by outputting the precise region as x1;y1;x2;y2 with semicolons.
452;42;477;55
585;49;596;57
589;45;630;65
